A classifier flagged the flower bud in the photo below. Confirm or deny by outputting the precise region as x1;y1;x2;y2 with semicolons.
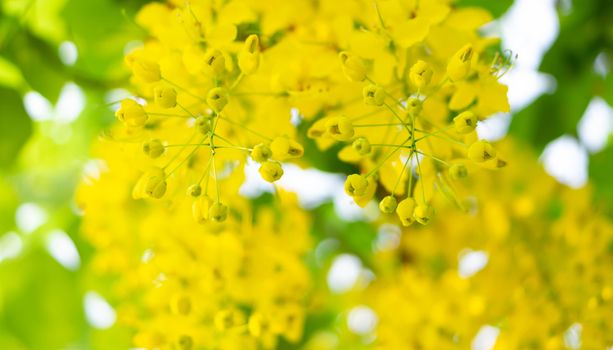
153;85;177;108
192;195;212;224
352;137;371;155
204;48;225;75
344;174;369;197
195;116;212;135
170;294;191;315
307;119;328;139
207;87;228;113
449;163;468;179
248;313;270;338
214;309;245;331
209;202;228;223
131;57;161;83
363;84;385;106
453;111;477;134
270;137;304;160
414;204;434;225
259;161;283;182
238;34;260;74
405;97;422;117
379;195;398;214
409;60;433;89
468;140;497;163
133;331;164;349
326;116;354;141
396;198;416;226
141;167;167;199
187;184;202;197
175;335;193;350
115;99;148;128
339;51;366;82
142;138;165;158
251;143;272;163
447;44;473;82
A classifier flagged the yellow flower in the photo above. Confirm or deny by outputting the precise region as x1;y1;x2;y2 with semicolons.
396;198;416;226
447;44;473;82
153;85;177;108
453;111;477;134
344;174;369;197
270;136;304;160
326;116;354;141
409;60;434;89
379;195;398;214
259;161;284;182
468;140;497;163
339;51;366;82
238;34;260;74
363;84;386;106
115;99;147;128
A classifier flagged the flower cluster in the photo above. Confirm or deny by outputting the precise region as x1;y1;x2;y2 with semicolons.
78;140;313;350
301;0;512;225
73;1;613;350
328;142;613;349
111;0;308;224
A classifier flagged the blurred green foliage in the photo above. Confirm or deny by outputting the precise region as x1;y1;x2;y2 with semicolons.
0;0;611;348
0;0;146;348
509;0;613;150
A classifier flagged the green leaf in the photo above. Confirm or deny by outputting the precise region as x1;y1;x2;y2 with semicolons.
0;248;87;350
508;71;595;151
508;0;613;151
589;145;613;213
457;0;514;17
2;30;66;102
0;87;32;169
61;0;146;82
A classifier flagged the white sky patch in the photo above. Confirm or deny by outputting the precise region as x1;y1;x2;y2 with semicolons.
564;323;582;350
290;107;303;126
124;40;144;56
84;291;116;329
500;0;559;70
471;325;500;350
16;202;47;234
327;254;362;293
55;83;86;123
81;159;108;185
58;41;78;66
141;248;155;263
494;0;559;112
347;305;378;335
104;88;133;111
541;136;588;188
45;229;81;271
477;113;512;141
578;97;613;153
500;70;556;111
277;164;346;208
374;224;401;252
458;249;489;278
24;91;54;121
23;82;85;127
593;52;610;77
0;232;23;263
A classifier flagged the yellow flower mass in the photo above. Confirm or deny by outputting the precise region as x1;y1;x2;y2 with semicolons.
69;0;613;349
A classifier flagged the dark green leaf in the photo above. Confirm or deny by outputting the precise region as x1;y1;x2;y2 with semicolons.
0;87;32;169
457;0;513;17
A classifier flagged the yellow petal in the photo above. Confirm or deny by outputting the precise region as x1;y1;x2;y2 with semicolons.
449;82;477;111
392;18;430;48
